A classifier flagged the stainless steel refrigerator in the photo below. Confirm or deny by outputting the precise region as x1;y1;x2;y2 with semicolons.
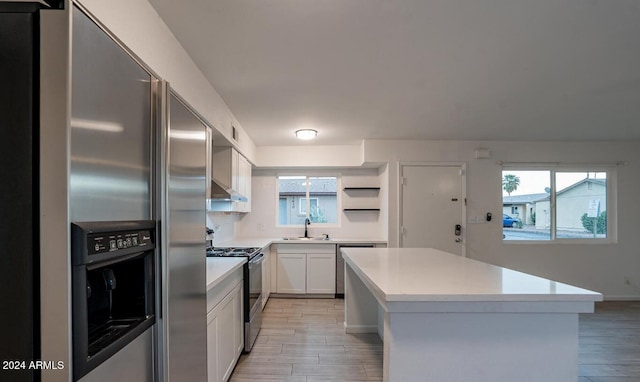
71;6;209;381
158;85;208;382
69;4;158;382
1;1;158;380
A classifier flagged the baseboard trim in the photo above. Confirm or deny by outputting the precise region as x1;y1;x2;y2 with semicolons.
270;293;335;299
602;295;640;301
344;323;378;334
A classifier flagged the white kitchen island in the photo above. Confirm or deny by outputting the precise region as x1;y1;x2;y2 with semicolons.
341;248;603;382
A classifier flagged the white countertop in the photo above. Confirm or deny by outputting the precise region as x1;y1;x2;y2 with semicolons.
206;257;246;291
342;247;603;303
215;237;274;249
217;237;387;248
205;237;385;291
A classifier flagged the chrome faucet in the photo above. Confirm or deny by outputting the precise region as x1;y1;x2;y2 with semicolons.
304;218;311;238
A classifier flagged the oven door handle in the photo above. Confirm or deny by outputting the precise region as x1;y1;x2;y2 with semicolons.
249;253;264;265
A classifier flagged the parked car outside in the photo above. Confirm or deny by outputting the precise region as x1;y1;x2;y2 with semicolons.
503;214;521;228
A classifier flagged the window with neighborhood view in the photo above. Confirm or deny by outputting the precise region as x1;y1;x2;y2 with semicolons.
299;197;319;215
278;176;339;226
502;168;612;242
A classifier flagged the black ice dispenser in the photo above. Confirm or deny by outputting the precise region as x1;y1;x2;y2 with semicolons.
71;221;156;380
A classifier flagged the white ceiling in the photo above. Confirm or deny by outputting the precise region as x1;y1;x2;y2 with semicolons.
147;0;640;146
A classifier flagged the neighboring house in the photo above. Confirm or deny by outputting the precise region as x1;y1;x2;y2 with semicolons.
535;179;606;231
504;179;606;231
502;193;548;225
533;200;552;229
278;178;338;225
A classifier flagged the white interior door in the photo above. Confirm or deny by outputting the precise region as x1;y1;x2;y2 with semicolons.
400;164;465;255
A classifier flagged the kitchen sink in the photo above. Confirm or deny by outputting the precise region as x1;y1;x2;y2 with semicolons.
281;236;329;241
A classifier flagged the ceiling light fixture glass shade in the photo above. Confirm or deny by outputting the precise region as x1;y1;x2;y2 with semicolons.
295;129;317;140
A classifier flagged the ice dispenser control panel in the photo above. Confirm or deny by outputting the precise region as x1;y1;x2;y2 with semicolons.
88;229;153;255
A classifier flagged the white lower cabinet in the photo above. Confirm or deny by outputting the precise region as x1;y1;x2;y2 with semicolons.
276;253;306;293
306;253;336;294
207;279;243;382
276;244;336;295
206;310;219;382
262;245;271;309
270;246;278;296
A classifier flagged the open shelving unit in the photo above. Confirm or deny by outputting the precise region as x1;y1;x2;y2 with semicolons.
342;187;380;212
343;187;381;191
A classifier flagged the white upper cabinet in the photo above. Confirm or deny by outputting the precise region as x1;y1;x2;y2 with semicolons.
236;154;252;213
209;146;251;213
211;147;239;192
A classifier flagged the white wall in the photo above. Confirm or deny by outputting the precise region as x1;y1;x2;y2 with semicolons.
364;139;640;299
76;0;256;161
236;168;386;240
256;143;365;168
206;213;236;245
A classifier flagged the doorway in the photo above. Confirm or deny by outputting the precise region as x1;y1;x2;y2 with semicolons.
399;163;466;256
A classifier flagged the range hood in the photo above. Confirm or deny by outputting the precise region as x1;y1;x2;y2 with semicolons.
209;179;247;202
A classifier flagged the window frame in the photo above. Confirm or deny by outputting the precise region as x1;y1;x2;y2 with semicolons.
501;165;617;245
276;173;341;227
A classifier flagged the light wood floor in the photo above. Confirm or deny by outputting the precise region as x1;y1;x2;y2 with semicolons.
579;300;640;382
230;299;640;382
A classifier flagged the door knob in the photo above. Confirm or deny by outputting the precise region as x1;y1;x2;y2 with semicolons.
455;238;463;243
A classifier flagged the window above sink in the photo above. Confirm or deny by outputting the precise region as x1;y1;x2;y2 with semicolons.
277;175;340;227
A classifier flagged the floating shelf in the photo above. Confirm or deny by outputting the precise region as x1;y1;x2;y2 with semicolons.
343;187;380;191
343;187;380;211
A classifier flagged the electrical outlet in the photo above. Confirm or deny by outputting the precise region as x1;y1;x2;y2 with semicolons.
257;223;264;231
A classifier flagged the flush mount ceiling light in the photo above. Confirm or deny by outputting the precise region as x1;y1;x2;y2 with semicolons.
295;129;317;140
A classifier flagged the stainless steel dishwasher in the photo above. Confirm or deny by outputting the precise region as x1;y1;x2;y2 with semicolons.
336;244;375;298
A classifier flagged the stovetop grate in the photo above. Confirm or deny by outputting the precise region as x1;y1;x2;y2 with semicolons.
206;247;260;259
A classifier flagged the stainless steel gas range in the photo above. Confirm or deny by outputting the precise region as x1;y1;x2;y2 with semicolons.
206;247;263;352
